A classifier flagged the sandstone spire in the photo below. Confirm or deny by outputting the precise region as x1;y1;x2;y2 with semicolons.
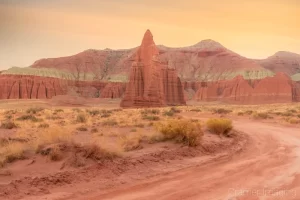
120;30;186;107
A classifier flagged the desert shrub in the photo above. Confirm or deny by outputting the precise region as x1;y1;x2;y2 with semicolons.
54;109;64;113
163;110;174;117
4;110;17;115
33;127;72;153
46;115;63;120
102;119;118;126
297;114;300;118
91;128;98;133
288;118;300;124
206;118;233;136
213;108;232;114
16;114;41;122
281;111;294;117
190;108;201;112
287;109;297;113
26;107;44;114
76;126;88;131
86;109;101;116
72;108;82;112
38;123;50;129
141;109;160;115
148;122;154;126
81;144;118;161
101;113;111;118
245;110;253;115
142;115;160;121
130;128;137;132
76;113;87;123
0;142;28;167
252;112;270;119
155;119;203;146
119;135;142;151
5;115;13;120
0;121;18;129
237;112;244;116
48;147;63;161
135;123;145;128
170;107;181;113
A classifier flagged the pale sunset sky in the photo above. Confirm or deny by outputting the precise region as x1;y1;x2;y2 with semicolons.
0;0;299;69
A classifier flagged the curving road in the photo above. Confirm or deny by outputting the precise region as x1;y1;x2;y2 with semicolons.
87;120;300;200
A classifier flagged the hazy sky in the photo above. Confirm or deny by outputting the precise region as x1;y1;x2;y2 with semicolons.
1;0;300;69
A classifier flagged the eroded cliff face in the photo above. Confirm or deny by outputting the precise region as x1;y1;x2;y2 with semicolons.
193;73;298;104
0;75;126;100
0;75;68;99
100;83;126;98
120;30;186;108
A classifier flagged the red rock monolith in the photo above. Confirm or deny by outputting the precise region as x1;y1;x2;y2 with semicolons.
120;30;186;107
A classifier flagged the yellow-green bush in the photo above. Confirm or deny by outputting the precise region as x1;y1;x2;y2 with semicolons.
155;119;203;146
206;118;233;135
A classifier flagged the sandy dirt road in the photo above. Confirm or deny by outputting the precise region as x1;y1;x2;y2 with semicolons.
86;120;300;200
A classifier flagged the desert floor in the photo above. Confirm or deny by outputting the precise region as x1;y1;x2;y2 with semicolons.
0;98;300;200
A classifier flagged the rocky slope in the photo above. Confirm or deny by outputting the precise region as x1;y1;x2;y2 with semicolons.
25;39;275;82
258;51;300;81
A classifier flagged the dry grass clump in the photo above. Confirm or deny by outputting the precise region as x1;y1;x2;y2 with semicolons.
245;110;253;115
76;113;87;123
76;126;88;131
33;127;73;153
86;109;101;116
163;107;181;117
252;112;271;120
206;118;233;136
80;143;119;161
190;108;201;112
142;115;160;121
119;135;142;151
0;120;18;129
141;109;160;115
26;107;44;114
16;114;42;122
155;119;203;146
213;108;232;115
46;115;63;120
102;119;118;126
0;142;28;167
134;123;145;128
91;128;98;133
287;118;300;124
54;109;64;113
38;123;50;129
48;147;63;161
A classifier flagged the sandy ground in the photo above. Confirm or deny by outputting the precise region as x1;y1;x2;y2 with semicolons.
0;99;300;200
86;120;300;200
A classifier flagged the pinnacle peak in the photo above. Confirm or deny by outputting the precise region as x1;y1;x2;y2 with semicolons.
144;29;153;38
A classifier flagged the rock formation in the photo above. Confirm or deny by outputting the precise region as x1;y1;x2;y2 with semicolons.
0;75;68;99
193;73;297;104
120;30;186;107
258;51;300;76
100;83;126;98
